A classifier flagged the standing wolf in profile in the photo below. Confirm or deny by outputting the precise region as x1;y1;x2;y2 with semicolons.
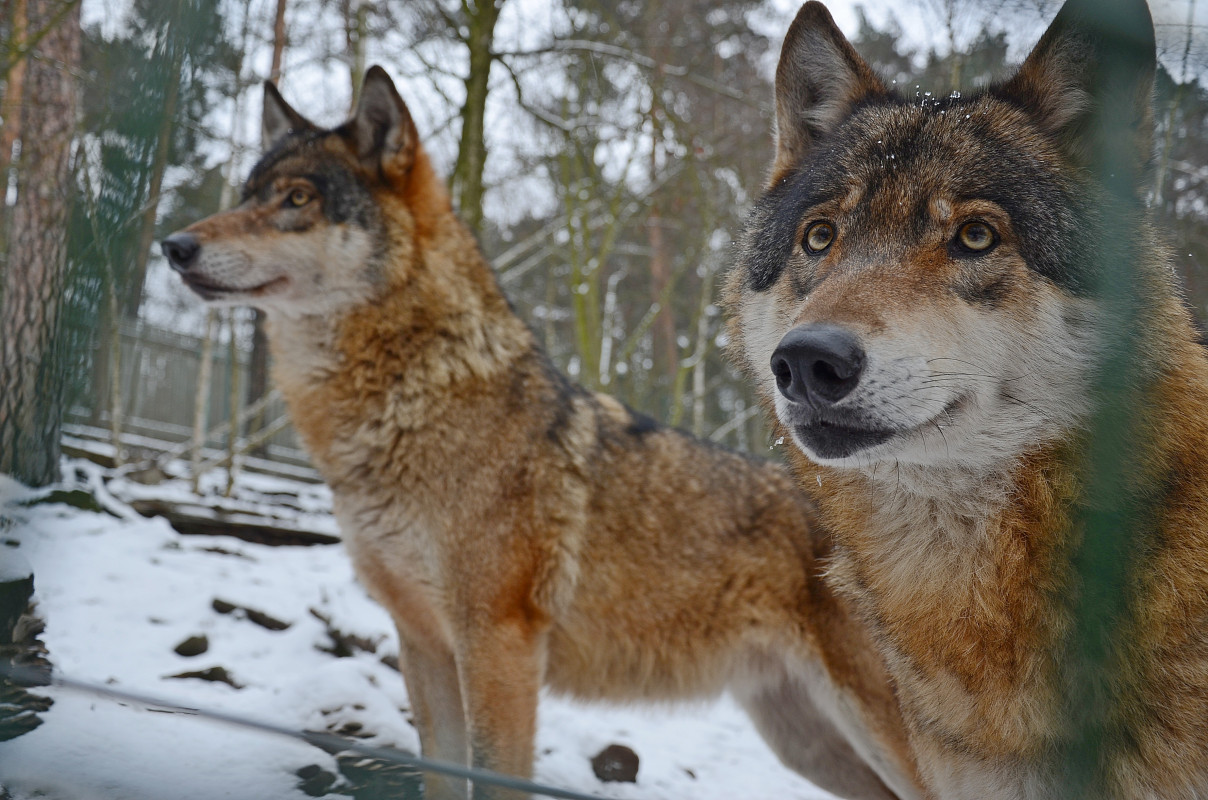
161;69;922;799
727;0;1208;796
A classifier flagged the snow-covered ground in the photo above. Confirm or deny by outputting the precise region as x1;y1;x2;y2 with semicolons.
0;463;838;800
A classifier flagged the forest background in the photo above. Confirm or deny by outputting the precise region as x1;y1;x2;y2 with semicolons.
2;0;1208;489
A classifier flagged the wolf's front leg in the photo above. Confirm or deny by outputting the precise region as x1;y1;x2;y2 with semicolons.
459;617;544;800
397;635;470;800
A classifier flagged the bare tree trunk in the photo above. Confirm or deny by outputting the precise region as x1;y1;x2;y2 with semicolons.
647;210;675;379
270;0;287;82
0;0;27;244
342;0;369;108
558;122;610;391
646;62;677;390
248;0;289;457
1153;0;1196;206
77;150;126;461
450;0;503;235
668;270;710;430
691;314;707;436
191;310;216;494
225;315;241;496
0;0;80;486
204;0;257;490
106;281;124;465
945;0;962;92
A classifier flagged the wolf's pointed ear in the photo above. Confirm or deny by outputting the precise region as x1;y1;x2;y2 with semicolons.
262;82;316;148
998;0;1155;170
350;66;418;177
771;2;887;181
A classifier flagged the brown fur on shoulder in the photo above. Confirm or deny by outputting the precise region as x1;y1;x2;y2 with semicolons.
725;0;1208;797
163;67;922;799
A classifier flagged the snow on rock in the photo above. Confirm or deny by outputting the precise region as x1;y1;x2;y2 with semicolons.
0;466;838;799
0;548;31;583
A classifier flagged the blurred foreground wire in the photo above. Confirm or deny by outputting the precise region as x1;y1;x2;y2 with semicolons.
0;662;607;800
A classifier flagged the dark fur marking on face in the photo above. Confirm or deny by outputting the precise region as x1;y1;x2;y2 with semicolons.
741;159;846;293
241;131;378;232
739;96;917;294
305;167;376;228
955;272;1013;308
957;121;1097;295
242;130;328;201
744;90;1105;298
741;180;802;293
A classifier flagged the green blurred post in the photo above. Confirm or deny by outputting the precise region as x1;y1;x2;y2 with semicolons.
1057;0;1160;792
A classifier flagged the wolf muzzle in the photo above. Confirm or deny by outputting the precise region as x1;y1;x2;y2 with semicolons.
771;325;866;407
161;232;201;274
771;325;895;459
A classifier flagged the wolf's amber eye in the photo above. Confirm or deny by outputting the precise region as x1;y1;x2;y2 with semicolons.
286;189;312;208
804;221;835;254
956;221;996;253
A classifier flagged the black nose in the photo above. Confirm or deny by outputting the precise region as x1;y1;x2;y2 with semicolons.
771;324;866;405
161;232;200;273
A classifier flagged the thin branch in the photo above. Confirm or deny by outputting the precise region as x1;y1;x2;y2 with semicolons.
494;39;761;108
708;403;761;443
495;55;581;133
143;388;284;469
496;158;688;283
409;41;465;81
419;0;466;44
198;411;292;474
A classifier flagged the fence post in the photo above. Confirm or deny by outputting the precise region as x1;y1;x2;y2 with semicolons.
225;313;241;497
1057;0;1157;791
191;310;217;494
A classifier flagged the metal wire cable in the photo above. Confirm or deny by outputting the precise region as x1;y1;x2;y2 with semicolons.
0;663;609;800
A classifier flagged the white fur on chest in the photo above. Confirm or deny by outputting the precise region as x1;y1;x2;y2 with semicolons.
827;465;1069;791
333;488;445;598
840;466;1008;604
